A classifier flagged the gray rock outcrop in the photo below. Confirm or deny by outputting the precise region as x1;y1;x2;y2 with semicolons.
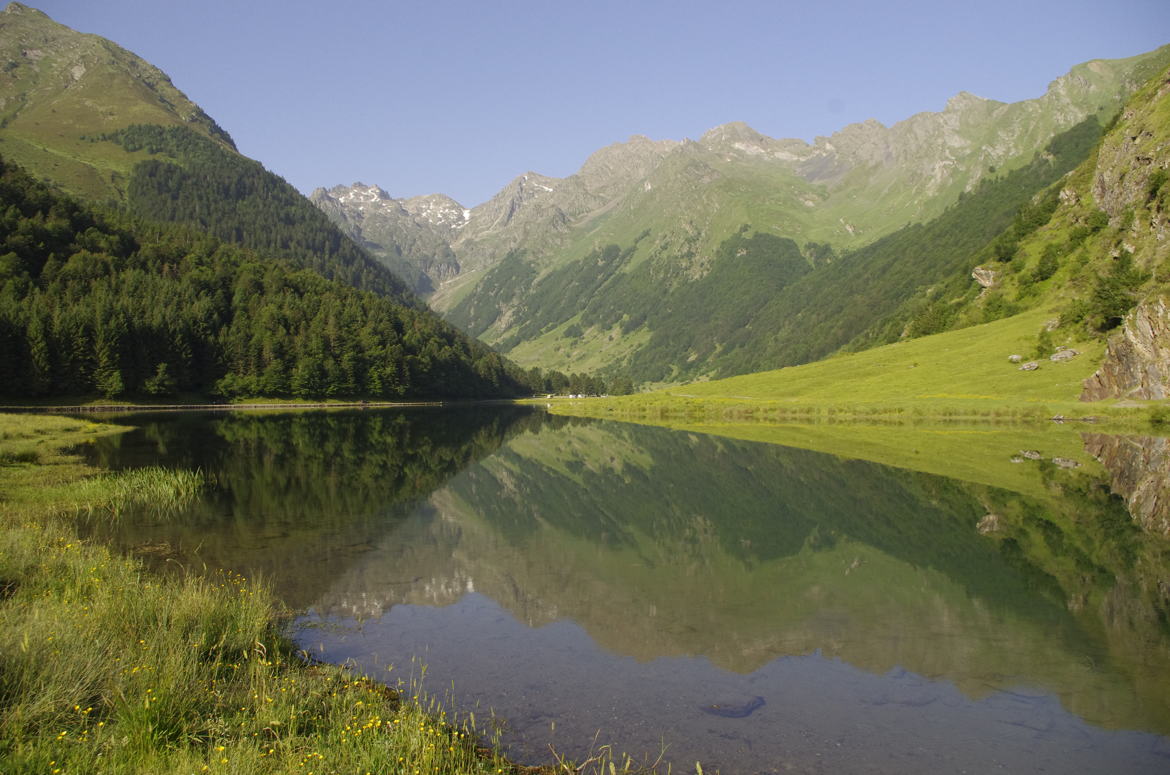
1081;297;1170;400
972;266;1000;288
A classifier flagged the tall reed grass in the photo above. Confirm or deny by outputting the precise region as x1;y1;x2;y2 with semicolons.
67;466;211;520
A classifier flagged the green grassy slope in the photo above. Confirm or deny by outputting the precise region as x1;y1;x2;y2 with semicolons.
550;62;1170;412
550;306;1106;417
0;3;235;204
861;62;1170;364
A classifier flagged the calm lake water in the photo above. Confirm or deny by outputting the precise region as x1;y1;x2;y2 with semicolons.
82;407;1170;774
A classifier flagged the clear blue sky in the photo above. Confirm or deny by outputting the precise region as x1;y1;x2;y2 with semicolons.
31;0;1170;206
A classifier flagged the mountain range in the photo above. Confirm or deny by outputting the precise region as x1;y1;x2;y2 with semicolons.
313;45;1170;385
2;1;1168;401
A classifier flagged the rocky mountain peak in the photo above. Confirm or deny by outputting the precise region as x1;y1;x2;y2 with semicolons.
692;121;814;167
402;193;470;230
470;171;561;228
337;181;392;202
4;2;45;17
577;134;680;197
700;121;788;158
312;182;403;218
701;120;766;144
944;91;995;113
516;171;559;194
313;184;469;233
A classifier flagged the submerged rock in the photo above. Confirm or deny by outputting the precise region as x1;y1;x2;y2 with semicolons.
699;695;766;718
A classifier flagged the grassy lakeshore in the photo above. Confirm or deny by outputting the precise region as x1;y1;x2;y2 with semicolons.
545;308;1169;428
0;413;537;775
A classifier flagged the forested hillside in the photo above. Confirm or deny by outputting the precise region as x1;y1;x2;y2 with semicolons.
0;156;534;400
0;4;584;403
100;124;415;303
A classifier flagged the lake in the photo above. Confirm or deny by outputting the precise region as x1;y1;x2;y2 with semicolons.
81;407;1170;774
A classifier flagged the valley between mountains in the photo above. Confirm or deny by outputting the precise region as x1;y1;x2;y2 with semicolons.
4;4;1170;775
311;44;1170;403
1;1;1168;413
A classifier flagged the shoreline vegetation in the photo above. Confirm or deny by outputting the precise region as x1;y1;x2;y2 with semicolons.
0;412;651;775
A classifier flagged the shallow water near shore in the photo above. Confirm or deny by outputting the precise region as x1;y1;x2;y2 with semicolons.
82;407;1170;773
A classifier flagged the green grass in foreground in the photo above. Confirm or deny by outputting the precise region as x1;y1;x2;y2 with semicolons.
1;413;655;775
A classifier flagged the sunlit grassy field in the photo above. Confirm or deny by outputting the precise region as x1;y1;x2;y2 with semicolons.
550;308;1168;423
544;308;1169;485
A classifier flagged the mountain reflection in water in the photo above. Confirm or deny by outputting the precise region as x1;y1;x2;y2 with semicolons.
87;408;1170;774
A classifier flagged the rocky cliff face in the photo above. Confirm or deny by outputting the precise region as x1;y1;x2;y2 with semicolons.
450;171;580;276
1092;73;1170;235
1082;297;1170;400
1080;68;1170;401
1083;433;1170;535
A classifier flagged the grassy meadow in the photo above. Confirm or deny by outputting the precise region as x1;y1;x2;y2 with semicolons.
543;307;1169;481
549;307;1167;423
0;413;620;775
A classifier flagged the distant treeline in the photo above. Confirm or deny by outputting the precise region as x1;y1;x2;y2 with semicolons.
0;155;549;400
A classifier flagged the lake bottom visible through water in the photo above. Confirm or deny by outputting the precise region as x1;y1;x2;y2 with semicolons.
297;593;1170;774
